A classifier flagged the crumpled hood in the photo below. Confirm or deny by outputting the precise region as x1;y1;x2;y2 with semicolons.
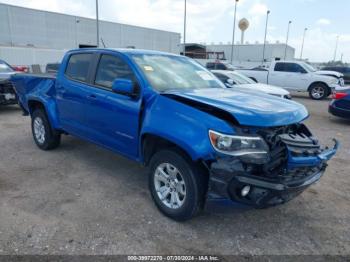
315;70;343;78
234;83;290;96
164;88;308;127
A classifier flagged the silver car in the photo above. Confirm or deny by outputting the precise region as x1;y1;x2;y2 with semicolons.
212;70;291;99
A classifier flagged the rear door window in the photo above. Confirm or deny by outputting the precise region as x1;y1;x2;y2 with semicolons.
65;53;92;82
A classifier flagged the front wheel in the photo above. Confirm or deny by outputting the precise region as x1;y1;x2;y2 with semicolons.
309;84;329;100
31;109;61;150
149;149;206;221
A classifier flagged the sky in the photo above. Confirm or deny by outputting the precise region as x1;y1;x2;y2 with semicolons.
0;0;349;62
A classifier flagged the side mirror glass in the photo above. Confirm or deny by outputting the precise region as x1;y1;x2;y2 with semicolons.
227;79;235;85
112;78;135;97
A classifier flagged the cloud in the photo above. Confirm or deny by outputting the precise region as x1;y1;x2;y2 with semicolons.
316;18;331;26
248;3;268;15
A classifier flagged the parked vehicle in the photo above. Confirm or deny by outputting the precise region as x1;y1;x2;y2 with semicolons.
237;61;344;100
329;89;350;119
11;49;338;221
206;61;235;71
46;63;61;74
212;70;291;99
321;66;350;85
0;60;18;106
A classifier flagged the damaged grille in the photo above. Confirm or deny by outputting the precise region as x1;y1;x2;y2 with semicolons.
253;124;323;180
0;81;16;94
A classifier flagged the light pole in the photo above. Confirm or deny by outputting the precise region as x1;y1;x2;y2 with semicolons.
300;28;307;60
333;35;339;61
183;0;187;56
262;10;270;65
230;0;239;64
284;20;292;60
96;0;100;47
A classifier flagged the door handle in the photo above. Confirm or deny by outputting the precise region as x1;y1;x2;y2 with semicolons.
87;94;97;99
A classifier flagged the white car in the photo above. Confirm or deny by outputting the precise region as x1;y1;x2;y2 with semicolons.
236;61;344;100
212;70;291;99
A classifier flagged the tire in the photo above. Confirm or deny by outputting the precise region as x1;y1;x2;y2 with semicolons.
148;149;206;221
31;109;61;150
309;83;329;100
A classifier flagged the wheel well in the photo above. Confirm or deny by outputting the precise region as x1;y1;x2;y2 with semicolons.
308;82;330;93
28;100;45;115
141;134;207;170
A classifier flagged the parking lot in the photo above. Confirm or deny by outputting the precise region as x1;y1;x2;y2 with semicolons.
0;93;349;255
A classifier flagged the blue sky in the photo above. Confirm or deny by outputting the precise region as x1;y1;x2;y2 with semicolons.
1;0;349;62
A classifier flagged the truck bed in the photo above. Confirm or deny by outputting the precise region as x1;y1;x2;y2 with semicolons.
10;73;56;113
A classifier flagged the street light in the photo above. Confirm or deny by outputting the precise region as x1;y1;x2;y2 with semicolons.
284;21;292;60
96;0;100;47
262;10;270;64
333;35;339;61
230;0;239;64
183;0;187;56
300;27;308;60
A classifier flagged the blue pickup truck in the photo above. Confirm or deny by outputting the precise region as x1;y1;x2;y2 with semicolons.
11;48;338;221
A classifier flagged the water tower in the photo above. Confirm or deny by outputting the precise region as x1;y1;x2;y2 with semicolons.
238;18;249;44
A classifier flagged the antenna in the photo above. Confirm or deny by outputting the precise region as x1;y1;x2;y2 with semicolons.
101;38;106;48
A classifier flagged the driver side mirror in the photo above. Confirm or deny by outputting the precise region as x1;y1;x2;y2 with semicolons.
112;78;137;98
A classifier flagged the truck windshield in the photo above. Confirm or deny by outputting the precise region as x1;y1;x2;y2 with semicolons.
301;62;316;72
131;54;225;92
0;61;14;73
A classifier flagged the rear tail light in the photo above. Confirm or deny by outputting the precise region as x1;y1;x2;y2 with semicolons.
332;92;348;100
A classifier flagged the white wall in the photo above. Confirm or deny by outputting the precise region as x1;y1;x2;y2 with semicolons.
0;3;181;67
206;43;295;64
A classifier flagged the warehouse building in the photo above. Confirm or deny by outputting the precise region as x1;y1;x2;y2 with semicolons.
0;3;181;69
205;43;295;68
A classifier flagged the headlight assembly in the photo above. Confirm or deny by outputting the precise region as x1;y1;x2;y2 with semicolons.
209;130;269;158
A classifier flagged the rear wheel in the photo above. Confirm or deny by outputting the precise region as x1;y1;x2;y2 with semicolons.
31;109;61;150
309;83;329;100
149;149;206;221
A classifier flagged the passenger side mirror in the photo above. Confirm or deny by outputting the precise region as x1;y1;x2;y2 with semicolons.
227;79;235;85
112;78;137;98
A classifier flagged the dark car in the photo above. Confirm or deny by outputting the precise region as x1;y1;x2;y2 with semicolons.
206;61;235;71
329;89;350;119
0;59;17;106
322;66;350;85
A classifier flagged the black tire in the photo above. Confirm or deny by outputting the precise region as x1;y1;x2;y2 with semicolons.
308;83;329;100
148;149;206;221
31;109;61;150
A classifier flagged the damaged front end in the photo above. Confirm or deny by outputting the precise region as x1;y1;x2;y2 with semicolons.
0;80;17;105
207;123;339;208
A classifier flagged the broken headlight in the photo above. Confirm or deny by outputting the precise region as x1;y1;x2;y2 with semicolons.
209;130;269;158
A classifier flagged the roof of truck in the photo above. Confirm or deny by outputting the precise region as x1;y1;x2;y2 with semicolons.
68;48;180;57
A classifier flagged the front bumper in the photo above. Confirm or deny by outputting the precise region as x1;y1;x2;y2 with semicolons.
207;140;339;208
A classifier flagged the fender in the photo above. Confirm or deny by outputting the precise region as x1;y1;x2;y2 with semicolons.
140;94;235;161
27;96;61;130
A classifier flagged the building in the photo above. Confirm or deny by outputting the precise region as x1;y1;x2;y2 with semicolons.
0;3;181;69
206;43;295;68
